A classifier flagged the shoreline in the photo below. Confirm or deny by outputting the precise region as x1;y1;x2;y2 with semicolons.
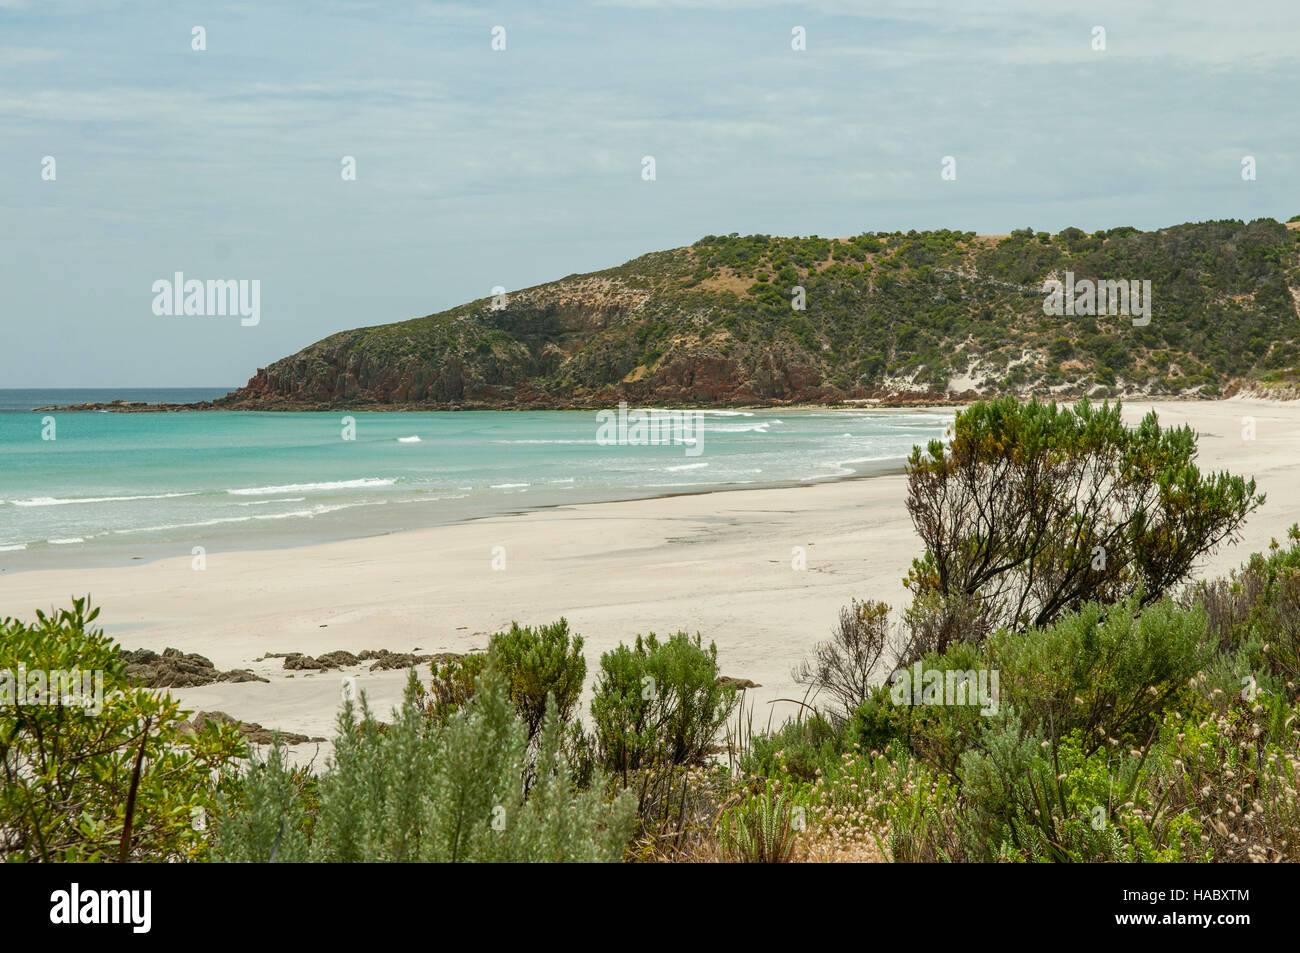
0;456;914;576
2;397;1297;748
1;405;951;575
21;390;1298;414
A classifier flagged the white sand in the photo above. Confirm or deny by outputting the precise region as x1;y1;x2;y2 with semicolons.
2;397;1297;747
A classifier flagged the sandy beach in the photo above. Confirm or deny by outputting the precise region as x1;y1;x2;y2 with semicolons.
2;397;1298;747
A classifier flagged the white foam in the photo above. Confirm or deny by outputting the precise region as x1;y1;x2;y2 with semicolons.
0;543;27;552
227;478;395;496
113;501;386;535
397;436;421;443
9;492;199;507
493;439;597;445
665;462;708;471
48;537;85;545
491;483;529;489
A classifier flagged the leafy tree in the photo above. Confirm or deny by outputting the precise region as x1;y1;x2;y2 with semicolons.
1;598;245;861
904;397;1263;644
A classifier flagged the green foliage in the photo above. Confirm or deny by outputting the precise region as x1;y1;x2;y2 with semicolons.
232;219;1300;410
421;652;488;725
214;669;636;862
848;683;914;754
988;596;1209;755
418;619;584;743
905;396;1263;640
740;713;842;782
591;632;738;777
956;713;1202;862
717;779;807;862
210;738;312;863
487;619;586;741
0;598;245;861
1186;524;1300;694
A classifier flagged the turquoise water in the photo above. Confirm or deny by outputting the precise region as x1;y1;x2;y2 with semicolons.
0;390;953;569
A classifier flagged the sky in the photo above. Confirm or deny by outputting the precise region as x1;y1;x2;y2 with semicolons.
1;0;1297;387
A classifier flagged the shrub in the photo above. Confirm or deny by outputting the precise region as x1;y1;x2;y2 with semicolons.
209;739;313;863
487;619;586;741
421;652;488;726
847;683;914;754
591;632;738;778
792;599;891;716
1186;526;1300;694
988;597;1209;755
741;713;842;782
0;598;245;862
215;668;635;862
418;619;585;741
956;713;1201;862
905;396;1263;636
898;589;991;665
1160;695;1300;862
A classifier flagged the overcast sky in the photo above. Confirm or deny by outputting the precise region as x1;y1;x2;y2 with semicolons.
2;0;1297;387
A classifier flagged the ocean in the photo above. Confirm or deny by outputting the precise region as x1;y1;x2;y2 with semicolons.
0;389;953;570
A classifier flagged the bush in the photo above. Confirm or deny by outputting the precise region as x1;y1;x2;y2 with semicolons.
209;738;313;863
988;596;1209;755
741;713;842;782
792;599;891;716
421;652;488;726
1186;525;1300;694
418;619;585;742
847;683;914;754
214;668;635;862
0;598;245;862
956;713;1201;862
487;619;586;741
591;632;738;778
898;589;991;666
905;396;1262;636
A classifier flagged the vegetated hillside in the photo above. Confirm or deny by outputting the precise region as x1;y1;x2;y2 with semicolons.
215;217;1300;410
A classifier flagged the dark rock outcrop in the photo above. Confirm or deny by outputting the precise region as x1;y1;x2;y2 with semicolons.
120;648;267;688
182;710;325;745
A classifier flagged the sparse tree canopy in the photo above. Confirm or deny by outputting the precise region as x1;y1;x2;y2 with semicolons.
792;599;890;715
904;396;1263;642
